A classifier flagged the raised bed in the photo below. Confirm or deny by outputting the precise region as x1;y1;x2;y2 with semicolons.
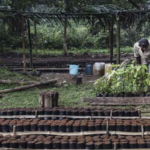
82;97;150;106
0;134;150;149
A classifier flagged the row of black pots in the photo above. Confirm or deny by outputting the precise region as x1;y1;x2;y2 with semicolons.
1;123;149;132
96;92;150;97
0;109;139;117
1;140;150;149
0;107;139;117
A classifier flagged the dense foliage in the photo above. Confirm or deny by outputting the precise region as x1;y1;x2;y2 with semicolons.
94;65;150;95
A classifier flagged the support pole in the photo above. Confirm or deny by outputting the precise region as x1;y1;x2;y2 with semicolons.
109;22;114;64
27;19;33;69
34;21;37;58
116;16;120;64
22;17;26;72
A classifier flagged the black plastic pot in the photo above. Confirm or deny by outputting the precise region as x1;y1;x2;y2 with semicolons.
7;110;13;116
124;110;131;116
37;109;44;115
94;142;103;149
44;141;52;149
80;124;88;131
44;124;50;131
95;124;101;131
91;111;98;116
10;141;18;148
86;142;94;149
109;124;116;131
37;124;44;131
1;141;10;148
131;124;138;132
120;142;129;149
124;124;131;132
71;110;78;116
69;142;76;149
30;123;37;131
35;142;43;149
118;110;124;116
1;111;7;116
147;142;150;148
52;141;61;149
73;125;80;132
26;110;32;115
23;123;30;131
88;124;95;131
13;110;19;115
51;110;59;120
98;110;104;116
138;142;147;148
59;124;66;132
1;124;9;132
131;110;138;116
103;142;112;149
112;111;118;116
129;142;138;149
77;142;85;149
61;141;69;149
27;141;35;149
19;109;26;115
116;124;124;131
145;124;150;131
103;110;110;116
66;124;73;132
16;124;23;132
78;111;85;116
66;110;71;116
51;124;58;132
18;141;27;148
101;124;106;130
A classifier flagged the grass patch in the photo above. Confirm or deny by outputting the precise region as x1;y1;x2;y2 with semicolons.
7;46;133;56
0;68;95;108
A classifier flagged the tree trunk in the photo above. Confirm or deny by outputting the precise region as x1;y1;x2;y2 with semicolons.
22;18;26;72
116;16;120;64
109;22;114;64
63;18;67;56
0;79;57;94
34;21;38;58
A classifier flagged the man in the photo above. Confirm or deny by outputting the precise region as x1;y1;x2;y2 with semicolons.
134;38;150;65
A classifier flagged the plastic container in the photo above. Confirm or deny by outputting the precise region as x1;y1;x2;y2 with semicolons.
105;63;112;74
93;62;105;76
69;65;79;76
85;64;93;75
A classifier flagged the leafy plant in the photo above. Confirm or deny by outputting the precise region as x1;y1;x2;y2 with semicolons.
94;64;150;95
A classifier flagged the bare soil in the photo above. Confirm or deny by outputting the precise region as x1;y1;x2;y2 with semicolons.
40;72;100;84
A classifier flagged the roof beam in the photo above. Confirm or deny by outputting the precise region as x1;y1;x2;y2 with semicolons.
128;0;140;9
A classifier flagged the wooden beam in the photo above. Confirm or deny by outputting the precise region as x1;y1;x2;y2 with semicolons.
82;97;150;106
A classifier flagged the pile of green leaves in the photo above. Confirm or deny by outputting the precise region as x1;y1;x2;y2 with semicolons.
94;65;150;95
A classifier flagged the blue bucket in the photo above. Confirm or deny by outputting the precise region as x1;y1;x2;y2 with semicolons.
69;65;79;75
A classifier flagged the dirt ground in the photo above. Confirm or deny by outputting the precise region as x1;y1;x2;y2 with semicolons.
40;72;101;85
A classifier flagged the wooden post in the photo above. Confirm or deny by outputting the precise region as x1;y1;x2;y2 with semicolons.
109;22;114;64
39;91;46;108
34;21;38;58
63;18;67;56
116;16;120;64
27;19;33;69
22;17;26;72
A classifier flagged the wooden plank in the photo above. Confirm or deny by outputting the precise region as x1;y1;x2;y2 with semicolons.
82;97;150;106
